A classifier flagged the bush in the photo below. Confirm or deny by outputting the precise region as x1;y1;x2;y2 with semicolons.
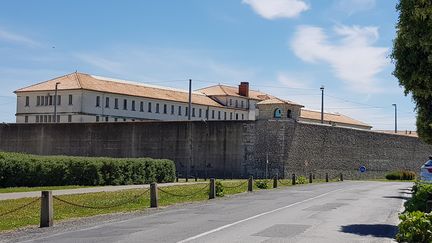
296;176;308;184
385;170;416;180
215;181;224;197
404;182;432;213
0;152;176;187
396;211;432;243
255;180;269;189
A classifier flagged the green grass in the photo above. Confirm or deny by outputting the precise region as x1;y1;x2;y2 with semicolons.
0;178;338;232
363;178;416;182
0;185;95;194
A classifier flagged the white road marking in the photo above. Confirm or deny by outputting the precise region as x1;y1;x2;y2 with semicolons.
177;187;345;243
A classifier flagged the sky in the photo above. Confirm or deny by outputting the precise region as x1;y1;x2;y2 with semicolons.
0;0;417;130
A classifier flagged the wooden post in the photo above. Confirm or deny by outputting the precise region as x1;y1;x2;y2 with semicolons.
273;175;278;188
309;173;313;183
292;173;296;185
150;183;158;208
326;173;329;182
340;173;344;182
209;178;216;199
195;176;198;182
248;176;253;192
40;191;53;228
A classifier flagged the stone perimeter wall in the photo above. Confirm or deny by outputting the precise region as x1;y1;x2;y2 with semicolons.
0;121;430;179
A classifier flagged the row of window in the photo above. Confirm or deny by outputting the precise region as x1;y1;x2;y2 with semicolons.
94;111;246;122
95;96;246;120
228;99;246;109
26;114;73;123
30;95;74;107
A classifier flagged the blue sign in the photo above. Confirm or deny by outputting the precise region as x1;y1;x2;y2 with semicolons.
359;166;367;173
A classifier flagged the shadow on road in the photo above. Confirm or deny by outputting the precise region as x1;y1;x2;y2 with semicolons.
382;195;411;200
340;224;398;238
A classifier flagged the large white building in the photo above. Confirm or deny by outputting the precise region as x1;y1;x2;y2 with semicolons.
14;72;372;130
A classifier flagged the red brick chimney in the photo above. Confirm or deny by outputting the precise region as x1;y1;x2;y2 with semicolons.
238;82;249;97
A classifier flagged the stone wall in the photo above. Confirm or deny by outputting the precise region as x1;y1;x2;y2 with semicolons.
0;120;431;179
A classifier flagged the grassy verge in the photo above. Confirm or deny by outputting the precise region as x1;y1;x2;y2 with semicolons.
362;178;416;182
0;178;335;232
0;185;95;194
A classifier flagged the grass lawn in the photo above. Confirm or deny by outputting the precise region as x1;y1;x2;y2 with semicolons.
0;185;95;194
0;178;337;232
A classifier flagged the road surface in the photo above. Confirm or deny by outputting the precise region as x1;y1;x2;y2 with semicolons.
2;181;410;243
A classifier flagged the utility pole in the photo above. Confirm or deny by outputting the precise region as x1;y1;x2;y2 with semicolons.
188;79;192;121
392;103;397;133
320;85;324;124
54;82;60;123
265;152;269;180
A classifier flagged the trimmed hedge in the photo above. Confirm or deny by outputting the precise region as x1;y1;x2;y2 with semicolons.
0;152;176;187
385;170;416;180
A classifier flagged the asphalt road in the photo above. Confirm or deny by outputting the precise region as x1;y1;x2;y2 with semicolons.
4;181;410;243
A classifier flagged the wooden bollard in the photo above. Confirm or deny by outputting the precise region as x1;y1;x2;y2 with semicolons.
209;178;216;199
325;173;329;182
340;173;344;182
40;191;53;228
273;175;278;188
150;183;158;208
248;176;253;192
186;177;189;182
309;173;313;183
292;173;296;185
195;176;198;182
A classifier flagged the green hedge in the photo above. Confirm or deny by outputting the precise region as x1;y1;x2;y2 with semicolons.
0;152;176;187
385;170;416;180
404;182;432;213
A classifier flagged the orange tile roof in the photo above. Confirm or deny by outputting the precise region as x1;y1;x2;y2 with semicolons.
197;84;274;101
300;109;372;129
257;97;303;107
15;72;225;107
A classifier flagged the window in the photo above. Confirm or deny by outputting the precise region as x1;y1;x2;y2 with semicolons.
229;99;232;106
114;118;118;122
163;104;167;114
199;109;202;118
37;96;40;106
178;106;182;115
132;100;136;111
48;115;51;123
274;108;282;118
205;109;209;119
24;116;28;123
36;116;39;123
39;115;43;123
96;116;100;122
114;98;119;109
56;115;60;123
105;97;110;108
185;107;188;116
287;109;292;118
224;112;227;120
57;95;61;105
212;110;215;119
148;102;152;112
123;118;127;122
49;96;53;106
241;100;244;108
123;99;127;110
140;102;144;112
230;112;233;120
68;115;72;123
44;115;47;123
236;113;239;120
171;105;175;115
45;96;49;106
96;96;101;107
235;100;238;108
105;117;109;122
25;96;29;107
68;95;73;105
192;108;195;117
41;96;44;106
156;103;160;113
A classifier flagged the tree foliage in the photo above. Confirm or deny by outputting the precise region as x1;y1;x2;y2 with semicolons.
391;0;432;144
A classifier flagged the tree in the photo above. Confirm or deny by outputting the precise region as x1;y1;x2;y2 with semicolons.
391;0;432;144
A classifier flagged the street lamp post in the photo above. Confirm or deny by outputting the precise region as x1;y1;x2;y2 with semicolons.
392;103;397;133
54;82;60;123
320;86;324;124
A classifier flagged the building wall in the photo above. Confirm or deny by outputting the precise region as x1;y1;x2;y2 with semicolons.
256;103;301;121
1;120;431;179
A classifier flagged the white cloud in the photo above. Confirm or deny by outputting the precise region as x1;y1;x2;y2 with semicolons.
242;0;310;19
336;0;376;15
290;25;388;93
0;28;40;47
277;72;311;89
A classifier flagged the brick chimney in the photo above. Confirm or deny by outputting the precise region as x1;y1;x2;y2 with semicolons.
238;82;249;97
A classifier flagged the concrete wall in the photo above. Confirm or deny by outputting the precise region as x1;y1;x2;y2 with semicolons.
0;120;431;179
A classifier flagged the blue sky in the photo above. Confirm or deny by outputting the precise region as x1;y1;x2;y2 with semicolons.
0;0;416;130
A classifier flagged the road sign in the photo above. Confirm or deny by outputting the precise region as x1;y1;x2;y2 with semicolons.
359;166;367;173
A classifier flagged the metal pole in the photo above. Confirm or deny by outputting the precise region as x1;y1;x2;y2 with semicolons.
265;153;269;180
188;79;192;121
320;86;324;124
392;104;397;133
54;82;60;123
